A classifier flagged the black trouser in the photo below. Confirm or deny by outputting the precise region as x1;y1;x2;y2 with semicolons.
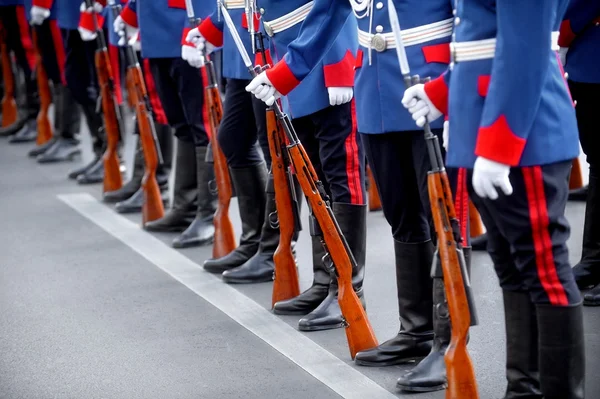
361;130;468;244
292;102;365;205
35;20;63;85
569;80;599;177
0;5;38;117
63;29;98;109
149;57;209;147
469;161;581;305
217;78;269;168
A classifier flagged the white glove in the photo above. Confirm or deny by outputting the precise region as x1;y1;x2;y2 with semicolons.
442;120;449;151
246;71;282;106
182;45;204;68
79;1;103;13
472;157;513;200
78;27;97;41
558;47;568;67
327;87;353;106
113;15;138;46
130;32;141;52
186;28;215;55
401;84;443;127
30;6;50;25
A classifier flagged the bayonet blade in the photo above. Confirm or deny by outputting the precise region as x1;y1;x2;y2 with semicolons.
220;4;254;69
387;0;411;77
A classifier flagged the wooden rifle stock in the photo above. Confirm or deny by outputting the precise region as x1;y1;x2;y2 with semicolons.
0;29;17;127
126;60;164;224
569;157;584;190
87;5;122;192
31;30;53;145
278;113;378;359
366;165;382;212
266;109;300;307
203;57;236;258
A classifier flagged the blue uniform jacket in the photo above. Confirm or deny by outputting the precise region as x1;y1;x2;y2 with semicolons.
262;0;450;131
560;0;600;84
0;0;23;6
257;0;358;119
423;0;578;169
55;0;82;30
197;1;256;81
121;0;213;59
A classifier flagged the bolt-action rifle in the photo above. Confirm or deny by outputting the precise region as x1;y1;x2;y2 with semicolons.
220;5;378;358
31;29;53;145
109;0;165;224
388;2;479;397
85;0;123;193
0;26;17;127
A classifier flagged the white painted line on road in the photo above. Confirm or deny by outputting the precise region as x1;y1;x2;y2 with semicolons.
58;193;397;399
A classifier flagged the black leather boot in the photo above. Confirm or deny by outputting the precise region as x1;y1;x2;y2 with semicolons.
8;119;37;143
115;187;144;214
273;227;330;315
104;143;145;203
502;291;542;399
537;302;585;399
584;283;600;305
472;232;488;251
396;247;473;392
297;203;367;332
29;136;57;157
76;104;106;184
355;240;435;366
203;162;268;273
144;139;197;232
37;85;81;163
0;116;27;137
572;173;600;289
222;175;279;283
172;146;216;248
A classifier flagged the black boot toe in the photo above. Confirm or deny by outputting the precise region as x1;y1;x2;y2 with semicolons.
222;252;274;284
354;333;433;367
172;217;214;248
115;187;144;214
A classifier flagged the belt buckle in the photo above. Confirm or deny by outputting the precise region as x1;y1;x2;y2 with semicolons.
449;42;457;63
264;21;274;37
371;34;387;52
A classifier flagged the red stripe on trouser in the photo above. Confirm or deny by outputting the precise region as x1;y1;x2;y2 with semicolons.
344;100;364;205
142;58;168;125
523;166;569;306
16;6;35;70
198;65;212;141
454;167;468;242
109;44;123;104
49;21;67;85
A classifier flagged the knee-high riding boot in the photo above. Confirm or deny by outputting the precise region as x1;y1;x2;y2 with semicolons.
572;173;600;290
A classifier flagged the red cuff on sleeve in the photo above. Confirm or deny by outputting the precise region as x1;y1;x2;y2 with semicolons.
181;27;194;47
558;20;576;47
255;49;273;67
323;50;355;87
475;115;526;166
32;0;53;8
422;43;450;64
198;18;223;47
167;0;185;9
79;13;105;32
423;75;449;116
120;6;138;28
96;0;107;6
265;59;301;96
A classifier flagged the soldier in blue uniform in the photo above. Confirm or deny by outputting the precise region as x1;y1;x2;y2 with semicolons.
117;0;217;248
83;0;173;214
403;0;585;397
245;0;369;334
559;0;600;307
246;0;469;393
0;0;39;142
27;0;82;161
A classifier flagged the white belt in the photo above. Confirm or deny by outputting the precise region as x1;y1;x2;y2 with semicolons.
451;31;560;62
224;0;245;9
357;18;453;52
263;1;313;37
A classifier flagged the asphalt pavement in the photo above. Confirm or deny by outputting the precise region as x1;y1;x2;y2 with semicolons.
1;119;599;399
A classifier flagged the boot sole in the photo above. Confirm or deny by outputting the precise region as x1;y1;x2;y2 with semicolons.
583;299;600;306
298;322;346;332
272;307;318;316
172;237;214;249
355;356;425;367
116;206;142;214
144;225;188;233
222;275;274;284
37;150;81;164
203;266;238;274
396;382;447;393
77;178;104;185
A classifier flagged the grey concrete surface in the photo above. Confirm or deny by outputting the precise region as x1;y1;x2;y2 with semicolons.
0;120;599;399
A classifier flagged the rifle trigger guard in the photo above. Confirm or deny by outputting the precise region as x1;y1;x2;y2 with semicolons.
268;211;279;229
208;179;218;195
